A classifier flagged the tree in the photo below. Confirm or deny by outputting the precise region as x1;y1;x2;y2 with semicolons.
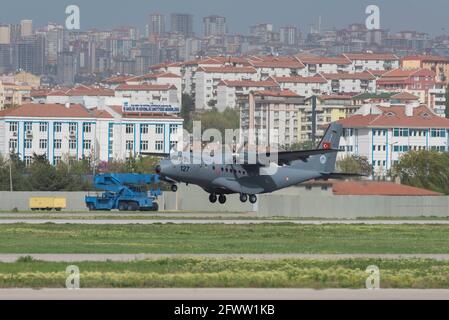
193;107;240;137
392;150;449;194
336;155;372;176
181;93;194;129
283;141;315;151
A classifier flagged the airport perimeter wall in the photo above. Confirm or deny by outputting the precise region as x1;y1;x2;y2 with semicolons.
0;189;448;217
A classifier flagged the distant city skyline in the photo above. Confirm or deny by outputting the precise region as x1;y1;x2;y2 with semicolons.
1;0;449;36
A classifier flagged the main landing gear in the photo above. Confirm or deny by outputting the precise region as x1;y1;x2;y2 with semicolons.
209;193;258;205
209;193;227;204
239;193;257;204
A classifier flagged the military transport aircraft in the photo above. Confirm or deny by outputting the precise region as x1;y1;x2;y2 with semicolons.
155;123;355;204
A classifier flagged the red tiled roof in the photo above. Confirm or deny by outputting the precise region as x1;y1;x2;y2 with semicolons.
333;181;442;196
273;75;327;84
218;80;278;87
115;84;176;91
129;72;181;81
390;92;420;101
321;72;376;80
0;103;94;118
197;66;257;73
338;105;449;128
249;60;305;69
318;95;353;101
343;53;399;61
296;54;351;65
253;89;302;98
402;55;449;63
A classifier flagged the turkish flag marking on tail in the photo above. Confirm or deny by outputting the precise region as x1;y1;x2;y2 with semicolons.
322;142;331;150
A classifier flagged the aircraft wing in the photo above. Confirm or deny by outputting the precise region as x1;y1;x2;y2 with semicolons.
275;149;339;165
211;177;265;194
319;172;367;179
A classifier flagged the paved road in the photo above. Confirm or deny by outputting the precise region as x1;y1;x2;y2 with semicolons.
3;253;449;262
1;219;449;225
1;288;449;300
0;212;257;218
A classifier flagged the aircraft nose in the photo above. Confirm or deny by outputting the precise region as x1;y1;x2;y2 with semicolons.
155;165;162;174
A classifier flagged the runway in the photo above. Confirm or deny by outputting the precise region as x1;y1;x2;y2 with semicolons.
1;288;449;300
1;219;449;224
2;253;449;262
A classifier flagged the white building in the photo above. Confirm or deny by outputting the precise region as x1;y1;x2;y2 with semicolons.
248;58;306;79
194;66;258;110
271;75;329;98
0;103;183;165
320;72;376;94
216;80;279;111
338;103;449;177
115;84;179;106
296;55;352;75
342;53;400;72
45;86;116;108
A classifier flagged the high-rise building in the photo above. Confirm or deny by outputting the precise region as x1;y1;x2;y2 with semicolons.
203;15;226;37
0;44;13;73
45;24;65;65
20;20;33;37
0;25;11;44
149;13;166;36
16;35;45;75
57;51;78;85
280;25;298;46
170;13;194;38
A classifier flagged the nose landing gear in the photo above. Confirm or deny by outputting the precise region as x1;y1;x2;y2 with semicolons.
171;184;178;192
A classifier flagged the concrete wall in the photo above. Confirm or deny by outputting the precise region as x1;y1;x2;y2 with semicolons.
1;187;448;218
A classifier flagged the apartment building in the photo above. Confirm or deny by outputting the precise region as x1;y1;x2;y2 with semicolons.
342;53;400;72
0;103;183;164
377;68;447;116
295;54;352;75
338;103;449;177
271;75;329;98
239;90;305;148
216;80;279;111
402;55;449;84
114;83;179;106
248;57;306;79
194;66;258;110
320;72;376;94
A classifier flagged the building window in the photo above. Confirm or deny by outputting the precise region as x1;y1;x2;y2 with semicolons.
126;140;134;151
54;156;62;165
126;124;134;134
69;140;77;150
9;139;18;151
170;141;178;151
24;156;33;167
140;141;148;151
155;124;164;134
169;124;178;135
431;129;446;138
54;139;62;150
393;128;409;137
155;140;164;151
83;140;91;150
24;122;32;132
141;124;149;134
69;123;77;133
9;122;18;132
39;122;48;132
24;139;32;149
83;123;92;133
54;122;62;133
39;139;48;149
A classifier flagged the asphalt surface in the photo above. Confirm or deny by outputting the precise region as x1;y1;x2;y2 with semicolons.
1;219;449;224
1;288;449;300
3;253;449;262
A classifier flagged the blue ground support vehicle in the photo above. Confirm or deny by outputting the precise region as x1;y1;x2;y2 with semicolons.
85;173;162;211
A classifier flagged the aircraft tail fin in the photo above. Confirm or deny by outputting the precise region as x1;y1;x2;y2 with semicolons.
291;122;343;173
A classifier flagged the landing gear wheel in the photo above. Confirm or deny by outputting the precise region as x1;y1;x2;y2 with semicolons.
219;194;227;204
209;193;217;203
118;202;128;211
249;195;257;204
171;184;178;192
240;194;248;203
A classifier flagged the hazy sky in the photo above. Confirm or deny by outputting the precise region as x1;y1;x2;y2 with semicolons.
1;0;449;36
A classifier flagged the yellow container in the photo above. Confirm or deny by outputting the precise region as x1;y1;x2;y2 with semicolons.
29;197;67;211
